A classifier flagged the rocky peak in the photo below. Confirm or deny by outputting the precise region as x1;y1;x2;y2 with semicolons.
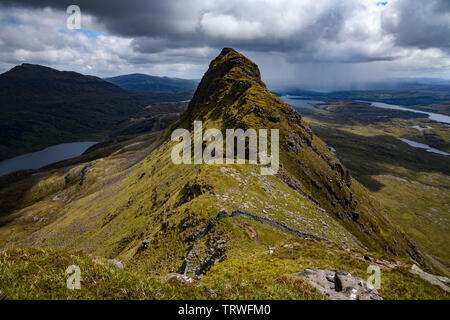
186;47;265;115
169;48;425;265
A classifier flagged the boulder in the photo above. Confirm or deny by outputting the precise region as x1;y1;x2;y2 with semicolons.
291;268;382;300
166;273;195;283
107;259;124;270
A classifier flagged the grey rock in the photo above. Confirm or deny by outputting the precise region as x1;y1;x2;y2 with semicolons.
107;259;124;270
437;276;450;284
410;264;450;292
291;268;382;300
375;259;397;269
166;273;195;283
141;239;152;249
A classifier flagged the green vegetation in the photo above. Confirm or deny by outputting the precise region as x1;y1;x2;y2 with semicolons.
298;102;450;275
0;48;448;300
203;217;448;300
0;248;211;300
0;64;191;161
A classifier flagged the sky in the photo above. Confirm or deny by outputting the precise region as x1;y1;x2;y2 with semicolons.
0;0;449;91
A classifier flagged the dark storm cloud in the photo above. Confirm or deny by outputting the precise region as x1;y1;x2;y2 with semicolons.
3;0;448;57
2;0;199;37
0;0;449;89
382;0;450;51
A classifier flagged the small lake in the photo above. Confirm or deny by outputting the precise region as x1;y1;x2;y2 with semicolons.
362;101;450;125
0;142;97;177
281;96;324;109
398;138;449;156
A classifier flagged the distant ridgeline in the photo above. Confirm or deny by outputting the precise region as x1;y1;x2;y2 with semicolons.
0;64;193;161
104;73;198;94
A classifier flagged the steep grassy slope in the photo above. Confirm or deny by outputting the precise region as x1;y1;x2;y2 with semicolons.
0;48;447;299
170;48;423;263
0;247;213;300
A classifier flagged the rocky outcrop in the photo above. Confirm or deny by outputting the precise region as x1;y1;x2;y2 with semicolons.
184;240;227;278
410;264;450;292
79;164;93;186
188;210;228;241
182;210;229;278
291;268;382;300
231;210;326;242
196;239;226;278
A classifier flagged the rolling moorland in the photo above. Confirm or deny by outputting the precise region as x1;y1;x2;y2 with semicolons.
295;101;450;276
282;84;450;116
0;49;449;299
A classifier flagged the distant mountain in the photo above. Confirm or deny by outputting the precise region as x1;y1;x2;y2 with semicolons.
104;73;198;93
0;64;189;161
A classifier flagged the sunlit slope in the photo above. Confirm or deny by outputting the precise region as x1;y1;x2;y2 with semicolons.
1;48;445;299
169;48;423;262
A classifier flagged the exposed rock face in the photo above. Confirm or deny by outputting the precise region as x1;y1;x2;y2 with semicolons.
410;264;450;292
231;210;326;242
182;210;228;278
292;269;382;300
184;239;227;278
188;210;228;241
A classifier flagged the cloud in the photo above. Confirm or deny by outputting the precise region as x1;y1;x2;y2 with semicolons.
381;0;450;51
0;0;449;90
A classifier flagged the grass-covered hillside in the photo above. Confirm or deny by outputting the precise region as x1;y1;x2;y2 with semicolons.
0;48;448;300
0;64;192;161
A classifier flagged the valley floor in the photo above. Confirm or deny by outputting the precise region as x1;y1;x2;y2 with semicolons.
298;102;450;276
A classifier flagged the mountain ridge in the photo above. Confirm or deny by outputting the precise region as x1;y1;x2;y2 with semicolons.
0;63;190;161
105;73;198;94
1;48;447;299
170;48;423;263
